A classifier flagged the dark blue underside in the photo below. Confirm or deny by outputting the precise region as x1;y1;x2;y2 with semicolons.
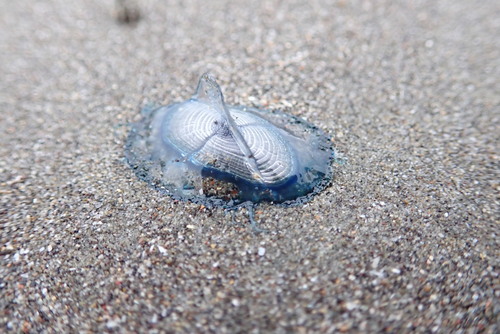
201;166;323;204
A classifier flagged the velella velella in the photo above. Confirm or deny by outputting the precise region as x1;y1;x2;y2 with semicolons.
125;73;333;213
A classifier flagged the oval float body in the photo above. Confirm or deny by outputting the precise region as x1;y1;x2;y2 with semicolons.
125;73;333;207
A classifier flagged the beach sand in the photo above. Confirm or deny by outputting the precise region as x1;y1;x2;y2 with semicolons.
1;0;498;332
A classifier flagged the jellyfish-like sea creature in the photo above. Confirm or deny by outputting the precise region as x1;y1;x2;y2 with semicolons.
125;73;333;228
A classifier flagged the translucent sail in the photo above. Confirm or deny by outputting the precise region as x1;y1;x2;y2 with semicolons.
194;73;264;182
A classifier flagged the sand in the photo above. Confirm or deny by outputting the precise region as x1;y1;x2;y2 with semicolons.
1;0;498;332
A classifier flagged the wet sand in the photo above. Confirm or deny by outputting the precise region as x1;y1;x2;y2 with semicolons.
1;0;498;332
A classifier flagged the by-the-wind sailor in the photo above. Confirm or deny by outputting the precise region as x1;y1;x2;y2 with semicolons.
125;73;333;208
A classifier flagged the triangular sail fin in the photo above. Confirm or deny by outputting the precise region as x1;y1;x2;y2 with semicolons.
193;73;264;182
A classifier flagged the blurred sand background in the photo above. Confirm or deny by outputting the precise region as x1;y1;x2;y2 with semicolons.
1;0;498;332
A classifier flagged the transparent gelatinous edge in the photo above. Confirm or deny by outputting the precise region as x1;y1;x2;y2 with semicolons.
124;104;335;209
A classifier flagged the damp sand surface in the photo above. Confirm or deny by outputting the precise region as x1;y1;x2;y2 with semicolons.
1;1;499;332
